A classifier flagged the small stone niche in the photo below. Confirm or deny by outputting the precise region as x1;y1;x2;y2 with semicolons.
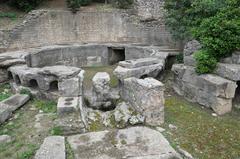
108;47;125;65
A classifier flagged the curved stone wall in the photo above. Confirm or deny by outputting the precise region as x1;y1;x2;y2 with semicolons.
25;44;179;68
6;10;175;50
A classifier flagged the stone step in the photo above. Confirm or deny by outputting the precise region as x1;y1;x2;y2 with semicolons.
119;58;162;68
0;94;30;124
67;126;181;159
215;63;240;81
57;97;79;116
34;136;65;159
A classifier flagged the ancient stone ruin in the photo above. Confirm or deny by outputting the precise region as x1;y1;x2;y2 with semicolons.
1;0;237;158
172;40;240;115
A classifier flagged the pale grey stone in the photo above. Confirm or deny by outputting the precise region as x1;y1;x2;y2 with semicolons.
59;77;80;97
114;61;164;81
34;136;65;159
122;77;165;126
57;97;79;115
177;146;194;159
119;58;160;68
67;126;181;159
184;40;202;56
184;55;196;66
0;94;30;124
129;114;145;125
0;135;12;144
215;63;240;81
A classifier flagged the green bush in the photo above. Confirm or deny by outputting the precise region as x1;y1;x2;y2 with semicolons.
111;0;133;9
193;8;240;59
194;50;217;74
164;0;227;41
8;0;44;12
66;0;92;13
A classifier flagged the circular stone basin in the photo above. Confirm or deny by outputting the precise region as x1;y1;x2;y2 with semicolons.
65;98;74;102
65;102;72;105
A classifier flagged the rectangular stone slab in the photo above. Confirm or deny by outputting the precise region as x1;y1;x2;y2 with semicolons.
0;94;30;124
57;97;79;115
67;127;181;159
119;58;160;68
34;136;65;159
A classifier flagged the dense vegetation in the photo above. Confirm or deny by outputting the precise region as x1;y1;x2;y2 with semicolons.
8;0;45;12
165;0;240;74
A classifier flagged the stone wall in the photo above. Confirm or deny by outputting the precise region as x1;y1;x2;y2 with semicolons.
3;9;175;50
122;77;165;126
134;0;165;21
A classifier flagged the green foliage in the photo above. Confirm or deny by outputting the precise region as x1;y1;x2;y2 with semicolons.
0;84;12;102
66;0;92;13
176;53;184;64
17;144;38;159
193;8;240;59
8;0;44;12
34;99;57;113
111;0;133;9
164;0;227;41
20;89;32;99
0;12;17;20
194;50;217;74
50;126;63;135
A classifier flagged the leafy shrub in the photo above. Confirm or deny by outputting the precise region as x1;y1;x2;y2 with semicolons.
111;0;133;9
8;0;44;12
176;53;184;63
66;0;92;13
194;50;217;74
193;7;240;59
66;0;81;13
164;0;227;41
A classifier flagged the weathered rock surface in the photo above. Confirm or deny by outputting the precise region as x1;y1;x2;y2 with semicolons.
122;77;165;125
0;94;30;124
57;97;79;115
0;135;12;144
215;63;240;81
86;102;144;129
67;126;181;159
183;40;202;56
114;58;165;81
87;72;120;110
134;0;165;21
172;64;237;115
34;136;65;159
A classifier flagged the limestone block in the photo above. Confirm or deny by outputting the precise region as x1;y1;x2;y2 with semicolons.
183;40;202;56
198;74;237;98
119;58;160;68
215;63;240;81
67;127;181;159
86;56;102;66
57;97;79;115
0;68;8;83
182;66;198;86
0;94;30;124
232;51;240;64
171;64;186;79
34;136;65;159
122;77;165;126
197;90;232;115
184;55;196;66
59;77;80;97
114;62;164;81
183;83;198;102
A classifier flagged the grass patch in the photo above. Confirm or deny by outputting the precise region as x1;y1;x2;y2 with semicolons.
50;126;63;135
83;65;119;90
0;100;55;159
17;144;38;159
65;140;74;159
0;84;13;102
164;96;240;159
34;99;57;113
